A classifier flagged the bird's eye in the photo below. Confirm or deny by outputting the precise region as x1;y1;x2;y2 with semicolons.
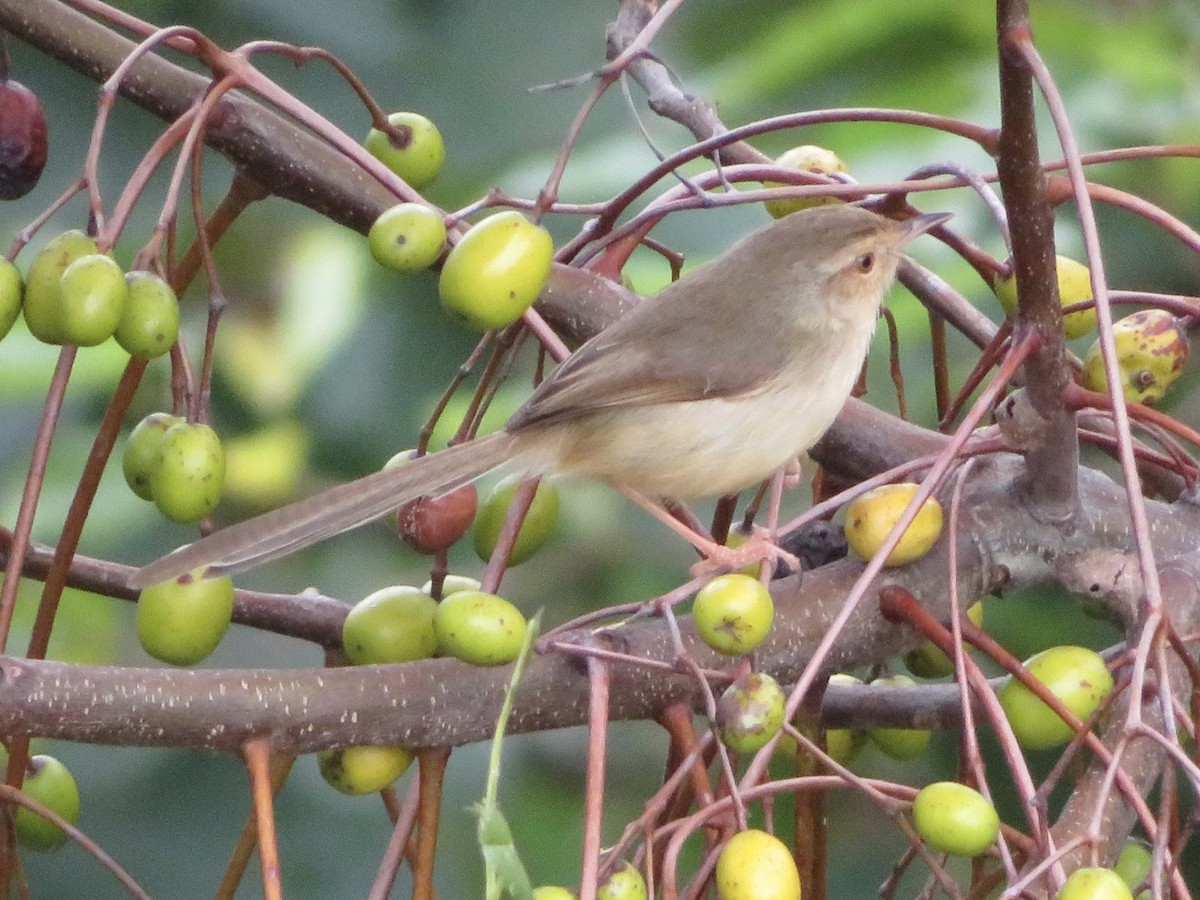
857;253;875;273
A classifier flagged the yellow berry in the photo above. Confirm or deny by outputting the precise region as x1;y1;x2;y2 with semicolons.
116;271;179;358
317;745;412;795
905;600;985;679
433;590;527;666
844;483;943;567
716;829;802;900
1081;309;1189;406
1057;867;1133;900
993;255;1096;339
763;145;848;218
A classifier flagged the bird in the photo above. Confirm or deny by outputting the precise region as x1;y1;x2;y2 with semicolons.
131;203;949;588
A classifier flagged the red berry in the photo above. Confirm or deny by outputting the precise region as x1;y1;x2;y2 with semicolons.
0;79;48;200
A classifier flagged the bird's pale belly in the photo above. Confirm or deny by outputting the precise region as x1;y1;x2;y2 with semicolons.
553;377;855;499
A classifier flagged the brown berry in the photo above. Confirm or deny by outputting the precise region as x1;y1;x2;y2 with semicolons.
396;484;478;554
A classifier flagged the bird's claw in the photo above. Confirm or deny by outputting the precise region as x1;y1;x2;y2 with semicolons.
688;530;800;579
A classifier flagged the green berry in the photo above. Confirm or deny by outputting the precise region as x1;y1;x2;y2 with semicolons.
473;475;559;566
867;675;931;760
692;573;774;655
115;271;179;358
421;574;482;598
150;421;226;523
342;586;438;665
123;412;184;501
998;645;1114;749
439;210;554;331
0;257;21;342
433;590;527;666
364;112;445;189
22;230;98;344
904;600;984;679
57;253;127;346
912;781;1000;857
317;745;412;795
368;203;446;272
715;672;786;754
14;755;80;852
136;568;234;666
776;673;869;768
1113;840;1151;893
533;888;577;900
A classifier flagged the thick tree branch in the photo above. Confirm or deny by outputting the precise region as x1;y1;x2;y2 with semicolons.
1;456;1196;756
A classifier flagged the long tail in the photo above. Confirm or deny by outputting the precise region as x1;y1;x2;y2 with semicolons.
131;431;530;587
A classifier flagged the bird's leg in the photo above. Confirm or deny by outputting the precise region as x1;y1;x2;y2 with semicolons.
780;456;804;491
619;487;800;576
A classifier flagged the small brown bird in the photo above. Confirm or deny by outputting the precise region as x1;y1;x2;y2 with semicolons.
132;204;947;587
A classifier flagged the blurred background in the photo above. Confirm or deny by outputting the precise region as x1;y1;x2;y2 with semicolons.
1;0;1198;895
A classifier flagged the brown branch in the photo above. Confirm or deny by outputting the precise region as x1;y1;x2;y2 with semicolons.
1;457;1197;755
0;0;636;343
995;0;1080;525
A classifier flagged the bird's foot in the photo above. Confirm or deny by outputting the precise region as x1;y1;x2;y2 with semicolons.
687;529;800;579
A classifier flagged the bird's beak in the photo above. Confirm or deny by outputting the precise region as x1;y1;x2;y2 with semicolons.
898;211;953;245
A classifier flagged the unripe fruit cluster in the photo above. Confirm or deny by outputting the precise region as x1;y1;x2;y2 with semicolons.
123;413;226;524
342;577;526;669
22;231;179;355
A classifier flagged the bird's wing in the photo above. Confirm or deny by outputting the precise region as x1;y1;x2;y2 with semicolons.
508;276;793;431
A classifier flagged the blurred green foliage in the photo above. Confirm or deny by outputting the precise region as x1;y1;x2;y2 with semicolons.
1;0;1198;896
